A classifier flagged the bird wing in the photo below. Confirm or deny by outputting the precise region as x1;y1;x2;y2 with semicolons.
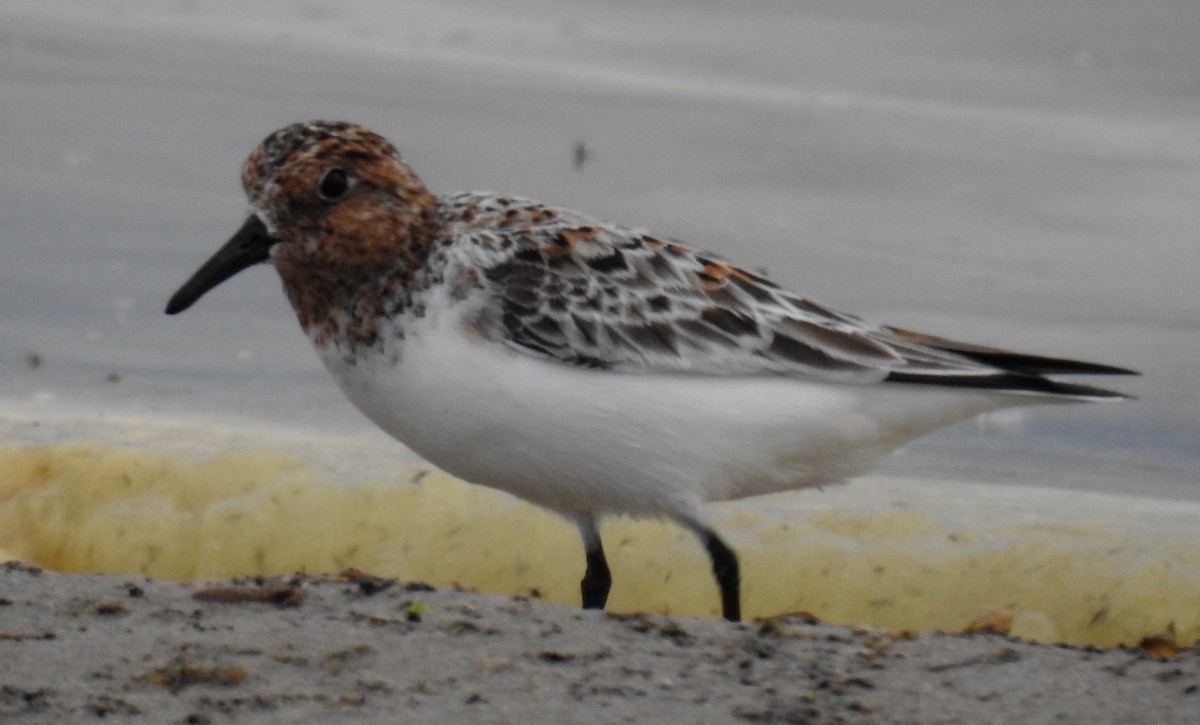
440;193;1133;397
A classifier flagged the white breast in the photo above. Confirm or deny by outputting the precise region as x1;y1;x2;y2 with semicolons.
317;298;1031;523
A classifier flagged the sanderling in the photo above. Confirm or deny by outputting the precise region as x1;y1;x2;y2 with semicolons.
166;121;1135;622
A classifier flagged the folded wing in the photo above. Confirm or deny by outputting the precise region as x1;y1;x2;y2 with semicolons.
444;194;1135;399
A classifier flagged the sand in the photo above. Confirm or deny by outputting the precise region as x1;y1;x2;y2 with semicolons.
2;563;1198;724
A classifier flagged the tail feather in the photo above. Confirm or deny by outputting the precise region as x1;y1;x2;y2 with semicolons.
882;326;1138;399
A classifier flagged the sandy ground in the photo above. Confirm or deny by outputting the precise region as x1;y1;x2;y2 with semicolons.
2;564;1198;724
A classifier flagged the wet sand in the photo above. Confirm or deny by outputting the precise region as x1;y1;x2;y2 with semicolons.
2;563;1198;724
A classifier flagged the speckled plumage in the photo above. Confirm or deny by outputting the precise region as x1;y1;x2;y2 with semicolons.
167;121;1136;621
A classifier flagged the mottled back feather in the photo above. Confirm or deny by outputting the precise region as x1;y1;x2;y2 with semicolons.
436;192;1131;397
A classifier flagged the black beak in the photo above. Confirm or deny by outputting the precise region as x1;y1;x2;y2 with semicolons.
165;215;279;314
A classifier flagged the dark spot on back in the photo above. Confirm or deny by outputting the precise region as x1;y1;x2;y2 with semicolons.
587;251;627;274
531;315;564;338
648;253;679;280
572;314;597;345
768;333;845;370
572;353;609;369
706;285;748;311
513;247;544;265
700;306;759;337
678;320;736;347
730;275;778;304
621;321;678;357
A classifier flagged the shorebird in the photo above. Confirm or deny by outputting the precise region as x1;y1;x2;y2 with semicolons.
166;121;1135;621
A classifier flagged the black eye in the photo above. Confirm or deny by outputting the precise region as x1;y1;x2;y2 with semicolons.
318;168;349;200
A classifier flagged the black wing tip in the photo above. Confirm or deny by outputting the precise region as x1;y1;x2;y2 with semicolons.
973;353;1139;378
885;371;1134;400
881;325;1139;377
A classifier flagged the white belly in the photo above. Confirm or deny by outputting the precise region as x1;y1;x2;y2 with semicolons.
319;312;1032;522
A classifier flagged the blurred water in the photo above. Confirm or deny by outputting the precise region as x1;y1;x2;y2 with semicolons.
1;1;1197;497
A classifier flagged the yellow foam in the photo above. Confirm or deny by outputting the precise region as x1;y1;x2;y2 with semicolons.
1;441;1196;647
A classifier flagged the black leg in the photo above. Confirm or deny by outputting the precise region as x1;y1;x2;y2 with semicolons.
702;530;741;622
577;516;611;610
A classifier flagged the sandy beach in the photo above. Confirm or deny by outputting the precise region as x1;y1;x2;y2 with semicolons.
2;563;1198;724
